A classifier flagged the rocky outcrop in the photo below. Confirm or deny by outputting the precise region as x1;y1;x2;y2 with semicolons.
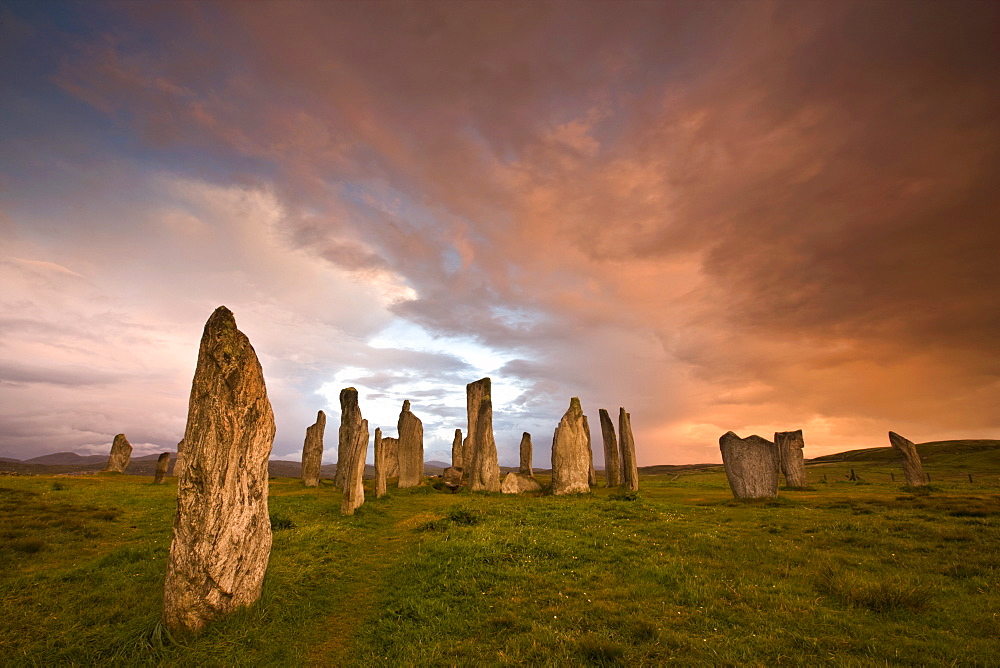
301;410;326;488
341;419;369;515
618;409;639;492
774;429;807;488
464;378;491;482
335;388;363;489
889;431;926;487
469;395;501;492
397;400;424;488
163;306;275;634
103;433;132;473
584;415;597;486
719;431;779;499
501;471;543;494
374;428;387;499
551;398;591;495
599;409;622;487
154;452;171;484
173;439;186;478
518;432;533;477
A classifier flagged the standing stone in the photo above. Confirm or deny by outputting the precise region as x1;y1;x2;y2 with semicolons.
501;471;543;494
374;428;387;499
335;388;363;489
469;395;501;492
451;429;463;470
173;439;186;478
519;432;533;477
301;410;327;488
599;409;622;487
464;377;491;481
154;453;171;484
381;436;400;479
397;400;424;488
774;429;807;488
103;433;132;473
889;431;926;487
618;409;640;492
341;419;369;515
163;306;275;634
719;431;779;499
584;415;598;486
551;398;591;495
442;466;464;490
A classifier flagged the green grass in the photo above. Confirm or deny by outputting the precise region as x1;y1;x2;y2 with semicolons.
1;455;999;665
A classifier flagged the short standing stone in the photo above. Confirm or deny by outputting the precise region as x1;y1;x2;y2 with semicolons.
335;388;364;489
341;419;369;515
442;466;463;490
519;432;533;477
889;431;926;487
163;306;275;634
154;453;171;484
469;395;501;492
103;433;132;473
374;428;387;499
397;400;424;488
719;431;779;499
599;409;622;487
774;430;807;488
173;439;186;478
501;471;543;494
584;415;597;486
551;398;591;495
452;429;463;469
301;410;327;488
618;409;639;492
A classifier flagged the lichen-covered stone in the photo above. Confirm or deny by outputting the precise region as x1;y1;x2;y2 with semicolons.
599;409;622;487
501;471;543;494
301;410;326;488
341;419;369;515
518;432;533;477
551;398;591;495
163;306;275;634
104;433;132;473
374;428;387;498
464;378;491;482
774;429;807;488
618;409;639;492
452;428;463;469
154;452;171;484
719;431;779;499
397;400;424;488
889;431;926;487
469;395;501;492
335;388;363;489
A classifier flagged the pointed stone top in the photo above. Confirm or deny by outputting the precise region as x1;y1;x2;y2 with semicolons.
720;431;740;443
317;409;326;420
455;428;462;436
599;408;610;418
115;432;126;439
889;430;903;440
523;431;530;438
569;397;582;411
402;399;411;412
207;305;235;327
375;426;382;437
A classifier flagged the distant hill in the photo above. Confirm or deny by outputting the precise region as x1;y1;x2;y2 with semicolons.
807;439;1000;467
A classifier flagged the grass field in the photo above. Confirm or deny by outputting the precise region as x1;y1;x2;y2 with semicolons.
1;442;998;665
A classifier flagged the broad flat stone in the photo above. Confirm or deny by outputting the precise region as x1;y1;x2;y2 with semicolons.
719;431;779;499
501;471;543;494
551;398;591;495
397;400;424;488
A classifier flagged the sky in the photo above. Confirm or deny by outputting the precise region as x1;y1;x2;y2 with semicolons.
1;0;998;466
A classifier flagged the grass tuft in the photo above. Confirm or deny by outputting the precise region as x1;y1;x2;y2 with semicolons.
269;515;296;531
607;490;641;502
816;567;934;613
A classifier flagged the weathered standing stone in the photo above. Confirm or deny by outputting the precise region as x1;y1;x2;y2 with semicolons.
501;471;543;494
173;439;186;478
397;400;424;488
335;388;363;489
618;409;639;492
163;306;275;634
341;419;369;515
301;410;327;488
584;415;597;486
774;429;807;488
551;398;591;495
374;428;387;499
719;431;779;499
464;378;491;482
103;433;132;473
599;409;622;487
451;429;463;469
154;453;171;484
519;432;533;477
381;437;400;479
889;431;926;487
469;395;501;492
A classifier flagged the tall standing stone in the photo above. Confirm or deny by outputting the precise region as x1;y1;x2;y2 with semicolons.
335;388;363;489
374;428;387;499
519;432;533;477
172;439;186;478
464;377;491;481
451;429;463;470
889;431;926;487
163;306;275;634
397;400;424;488
774;429;807;488
599;409;622;487
618;408;639;492
154;453;171;484
301;410;327;488
719;431;779;499
103;433;132;473
381;436;400;479
341;419;369;515
469;395;501;492
551;398;591;495
584;415;597;486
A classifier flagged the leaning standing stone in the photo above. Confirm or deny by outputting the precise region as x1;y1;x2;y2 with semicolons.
599;409;622;487
519;432;533;477
301;410;327;488
335;388;364;489
374;428;387;499
889;431;926;487
397;400;424;488
103;433;132;473
551;398;591;495
774;430;807;488
501;471;543;494
618;409;639;492
719;431;779;499
469;395;501;492
162;306;275;634
341;419;369;515
154;453;171;484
